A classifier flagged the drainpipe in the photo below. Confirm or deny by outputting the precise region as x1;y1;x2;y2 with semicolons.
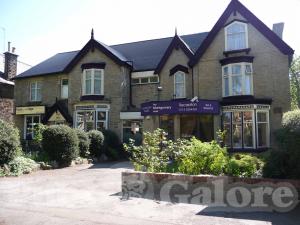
191;66;194;97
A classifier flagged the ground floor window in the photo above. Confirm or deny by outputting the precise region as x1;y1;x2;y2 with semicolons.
122;120;143;145
222;105;270;149
24;115;40;140
160;115;174;140
75;105;109;131
180;115;214;142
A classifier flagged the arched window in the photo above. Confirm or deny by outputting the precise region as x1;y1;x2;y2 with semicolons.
174;71;185;98
225;22;248;51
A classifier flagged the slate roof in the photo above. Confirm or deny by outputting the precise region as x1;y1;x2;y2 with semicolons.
15;32;208;79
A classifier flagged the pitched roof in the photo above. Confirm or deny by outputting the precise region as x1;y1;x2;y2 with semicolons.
14;32;208;79
189;0;294;67
154;34;194;74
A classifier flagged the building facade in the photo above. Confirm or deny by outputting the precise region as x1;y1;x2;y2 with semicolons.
13;0;294;152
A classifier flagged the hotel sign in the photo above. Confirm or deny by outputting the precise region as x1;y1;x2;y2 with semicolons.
141;99;219;116
16;106;45;115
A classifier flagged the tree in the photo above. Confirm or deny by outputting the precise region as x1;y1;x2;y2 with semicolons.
290;55;300;110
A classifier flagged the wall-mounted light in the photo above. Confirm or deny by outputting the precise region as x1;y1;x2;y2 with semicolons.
157;86;163;91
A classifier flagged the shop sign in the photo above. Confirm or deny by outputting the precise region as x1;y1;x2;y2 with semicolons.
16;106;45;115
141;99;219;116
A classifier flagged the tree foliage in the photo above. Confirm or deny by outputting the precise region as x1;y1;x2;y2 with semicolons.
290;55;300;110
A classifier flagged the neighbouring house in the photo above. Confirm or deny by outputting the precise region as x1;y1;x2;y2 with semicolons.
13;0;293;152
0;44;18;122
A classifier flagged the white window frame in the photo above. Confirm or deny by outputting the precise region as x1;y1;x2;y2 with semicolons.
30;81;41;102
222;105;270;149
222;63;253;97
61;78;69;99
174;71;186;99
82;69;104;95
131;76;159;85
256;110;270;148
225;21;248;51
23;115;41;139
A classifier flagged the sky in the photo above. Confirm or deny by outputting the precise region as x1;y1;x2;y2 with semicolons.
0;0;300;74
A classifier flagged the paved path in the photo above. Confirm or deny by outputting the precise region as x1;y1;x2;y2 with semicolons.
0;161;299;225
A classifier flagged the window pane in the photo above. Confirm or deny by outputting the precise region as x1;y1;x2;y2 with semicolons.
232;112;242;148
94;79;101;94
232;65;241;75
224;77;229;96
94;70;101;79
245;75;251;95
180;115;197;139
223;67;228;76
257;123;268;147
85;79;91;94
30;86;36;101
224;123;231;147
97;111;106;120
232;75;242;95
223;112;231;123
132;78;139;84
243;112;253;148
149;76;158;83
175;73;184;83
245;65;252;74
36;88;42;101
257;112;267;122
141;78;148;83
175;83;184;98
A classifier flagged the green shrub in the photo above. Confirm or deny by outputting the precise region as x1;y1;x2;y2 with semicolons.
227;154;264;178
0;119;21;165
8;156;39;176
178;138;228;175
75;129;90;158
42;125;79;166
88;130;104;158
282;109;300;132
103;129;124;160
263;110;300;179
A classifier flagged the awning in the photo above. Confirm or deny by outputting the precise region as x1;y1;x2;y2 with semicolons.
141;99;220;116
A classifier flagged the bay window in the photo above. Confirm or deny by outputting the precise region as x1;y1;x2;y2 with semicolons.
222;63;253;97
30;81;41;101
82;69;104;95
225;21;248;51
222;105;270;150
174;71;185;98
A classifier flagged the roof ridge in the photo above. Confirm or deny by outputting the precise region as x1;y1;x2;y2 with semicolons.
57;50;80;54
110;32;209;47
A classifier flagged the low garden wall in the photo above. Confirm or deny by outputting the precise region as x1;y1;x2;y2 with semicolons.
122;171;300;212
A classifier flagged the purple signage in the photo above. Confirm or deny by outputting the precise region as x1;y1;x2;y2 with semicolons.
141;99;220;116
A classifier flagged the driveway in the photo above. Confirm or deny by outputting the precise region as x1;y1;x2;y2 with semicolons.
0;161;299;225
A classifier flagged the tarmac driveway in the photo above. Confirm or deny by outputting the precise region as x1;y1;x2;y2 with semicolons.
0;161;299;225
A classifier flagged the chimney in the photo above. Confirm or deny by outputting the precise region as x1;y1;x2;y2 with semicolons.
272;22;284;39
4;42;18;80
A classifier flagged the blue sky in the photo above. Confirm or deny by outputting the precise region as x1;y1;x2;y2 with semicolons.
0;0;299;74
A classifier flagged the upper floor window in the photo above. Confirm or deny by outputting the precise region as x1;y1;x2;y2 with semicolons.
131;76;159;85
61;79;68;99
174;71;185;98
82;69;104;95
225;22;248;51
30;81;41;102
222;63;253;97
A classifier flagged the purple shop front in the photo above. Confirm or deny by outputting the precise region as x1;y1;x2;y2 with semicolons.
141;99;220;116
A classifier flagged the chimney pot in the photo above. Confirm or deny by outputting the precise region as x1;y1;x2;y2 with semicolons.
272;23;284;39
8;41;11;52
12;47;15;53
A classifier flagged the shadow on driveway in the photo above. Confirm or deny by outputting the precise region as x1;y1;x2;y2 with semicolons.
196;204;300;225
87;161;133;170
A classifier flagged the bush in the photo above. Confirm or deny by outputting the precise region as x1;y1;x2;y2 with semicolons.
263;110;300;179
8;156;39;176
75;129;90;158
178;138;228;175
42;125;79;166
227;154;264;178
88;130;104;158
0;119;21;165
103;129;124;160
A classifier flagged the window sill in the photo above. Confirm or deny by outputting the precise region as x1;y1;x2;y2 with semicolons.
223;48;251;57
80;95;104;101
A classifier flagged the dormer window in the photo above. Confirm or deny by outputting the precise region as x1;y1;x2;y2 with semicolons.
82;69;104;95
225;22;248;51
174;71;186;98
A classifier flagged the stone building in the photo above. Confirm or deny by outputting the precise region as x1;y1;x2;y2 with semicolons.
13;0;294;152
0;45;18;122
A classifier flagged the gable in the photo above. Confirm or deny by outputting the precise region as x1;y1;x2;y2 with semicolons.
189;0;294;67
